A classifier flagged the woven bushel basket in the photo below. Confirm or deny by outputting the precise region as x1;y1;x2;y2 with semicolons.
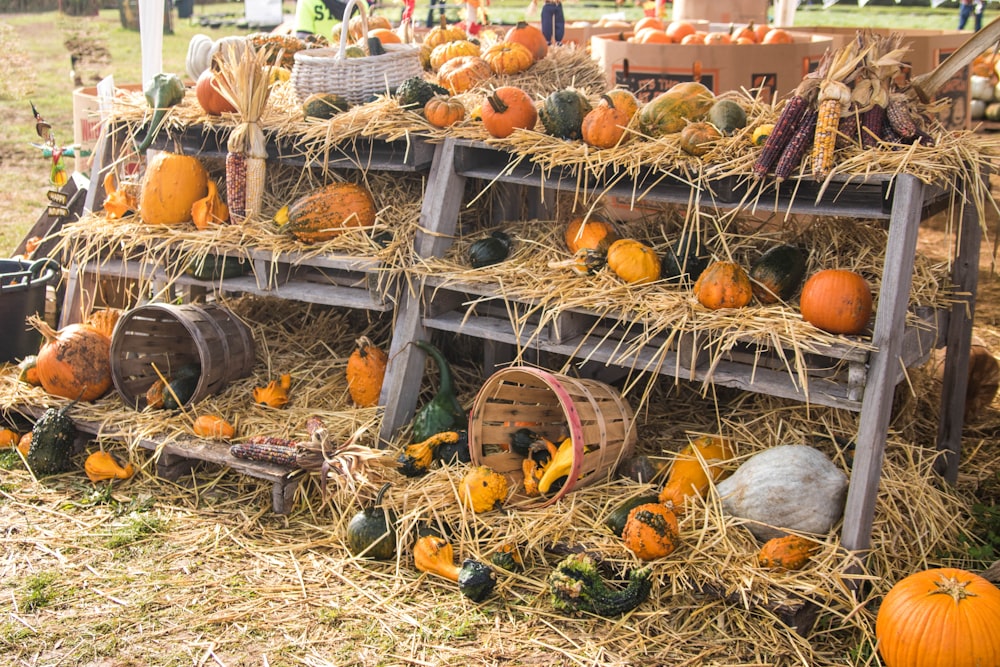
110;302;256;410
468;366;637;509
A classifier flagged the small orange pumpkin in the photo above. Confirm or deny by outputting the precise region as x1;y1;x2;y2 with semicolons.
679;121;723;156
33;319;112;402
346;336;388;407
253;374;291;408
581;95;630;149
658;435;733;512
665;20;696;42
429;39;481;71
799;269;873;335
604;88;640;122
481;86;537;138
633;27;672;44
423;16;467;51
564;216;618;254
606;238;660;285
622;502;680;561
504;20;548;61
693;261;753;309
761;28;794;44
424;95;467;128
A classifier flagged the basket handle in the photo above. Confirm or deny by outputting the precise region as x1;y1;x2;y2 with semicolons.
337;0;369;59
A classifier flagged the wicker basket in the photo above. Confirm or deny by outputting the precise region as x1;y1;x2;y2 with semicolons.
110;302;256;410
291;0;422;105
468;366;637;509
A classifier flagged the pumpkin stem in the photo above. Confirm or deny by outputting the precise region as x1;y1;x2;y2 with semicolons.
486;91;509;115
26;313;60;343
934;574;975;602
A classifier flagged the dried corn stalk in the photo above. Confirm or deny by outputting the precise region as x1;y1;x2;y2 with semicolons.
213;39;279;223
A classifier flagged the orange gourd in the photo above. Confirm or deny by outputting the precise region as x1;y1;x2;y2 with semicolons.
481;86;537;138
424;95;466;128
102;171;136;219
84;450;135;483
606;238;661;285
622;503;679;561
875;568;1000;667
799;269;873;335
581;94;630;149
429;39;480;71
678;121;723;156
85;309;121;339
192;414;236;439
191;180;230;230
504;21;548;61
32;318;112;402
139;152;209;226
17;432;32;457
563;216;618;254
693;261;753;309
436;55;492;95
195;69;237;115
346;336;388;407
604;88;640;122
282;182;377;244
0;428;20;449
757;534;818;570
658;435;733;511
253;374;291;408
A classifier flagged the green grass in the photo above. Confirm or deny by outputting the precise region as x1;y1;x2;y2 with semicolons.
0;2;968;254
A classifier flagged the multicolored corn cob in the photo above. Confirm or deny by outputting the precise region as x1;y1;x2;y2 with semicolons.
230;436;300;465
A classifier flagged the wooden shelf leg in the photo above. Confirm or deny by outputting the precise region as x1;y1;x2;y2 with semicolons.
840;174;924;568
271;477;301;514
156;451;195;481
378;139;467;444
934;179;982;482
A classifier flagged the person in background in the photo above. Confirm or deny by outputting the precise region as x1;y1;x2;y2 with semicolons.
295;0;352;40
959;0;985;31
527;0;564;44
427;0;447;27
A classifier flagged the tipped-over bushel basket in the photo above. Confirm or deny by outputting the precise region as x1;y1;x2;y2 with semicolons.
468;366;637;509
110;302;256;410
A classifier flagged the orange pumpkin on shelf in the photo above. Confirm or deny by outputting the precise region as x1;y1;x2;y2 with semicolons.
436;55;492;94
564;216;619;254
581;95;631;149
424;95;466;128
482;41;534;76
634;16;665;32
604;88;640;122
633;27;671;44
679;121;723;156
799;269;873;335
693;261;753;310
195;69;236;115
481;86;537;138
703;31;732;46
665;20;696;42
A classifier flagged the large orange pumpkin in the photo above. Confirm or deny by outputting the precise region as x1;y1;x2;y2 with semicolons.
139;152;209;226
504;21;548;61
34;320;112;402
564;216;618;254
875;568;1000;667
799;269;873;335
195;69;237;115
481;86;537;138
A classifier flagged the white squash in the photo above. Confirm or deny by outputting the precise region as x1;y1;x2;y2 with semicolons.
186;34;215;82
970;74;995;102
714;444;848;541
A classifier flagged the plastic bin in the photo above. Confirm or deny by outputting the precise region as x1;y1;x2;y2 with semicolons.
0;259;60;364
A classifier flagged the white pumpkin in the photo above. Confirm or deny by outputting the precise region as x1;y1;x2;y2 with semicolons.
970;74;995;102
714;444;848;541
972;98;987;121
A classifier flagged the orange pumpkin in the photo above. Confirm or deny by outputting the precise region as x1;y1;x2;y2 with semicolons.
422;16;466;51
703;31;732;46
731;22;757;43
139;152;209;226
665;20;696;42
482;41;534;76
368;28;402;45
346;336;388;407
693;261;753;309
192;414;236;440
634;16;665;32
430;39;481;71
0;428;20;449
581;95;630;149
875;568;1000;667
680;32;706;45
481;86;537;138
424;95;466;128
504;20;548;61
633;27;671;44
34;319;112;402
606;238;660;285
195;69;237;115
757;535;818;570
564;216;618;254
761;28;794;44
799;269;873;335
678;121;723;156
436;55;492;94
622;502;680;561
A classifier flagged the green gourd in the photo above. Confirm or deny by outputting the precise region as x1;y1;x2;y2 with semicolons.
661;233;709;285
468;231;513;268
135;72;185;153
345;483;398;560
538;88;593;140
749;244;807;304
707;99;748;135
548;552;652;617
395;77;449;110
302;93;351;120
26;399;79;476
161;364;201;410
411;340;467;443
185;254;250;281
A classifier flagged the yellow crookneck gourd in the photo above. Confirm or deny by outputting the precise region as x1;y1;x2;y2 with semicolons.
412;534;497;602
536;436;576;495
397;430;464;477
657;435;733;512
458;465;509;513
84;450;135;483
253;374;292;408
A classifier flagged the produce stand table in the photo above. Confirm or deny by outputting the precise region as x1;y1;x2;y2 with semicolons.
376;135;982;565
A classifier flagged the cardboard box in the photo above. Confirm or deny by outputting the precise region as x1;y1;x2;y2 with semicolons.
590;30;834;104
671;0;769;26
793;27;972;130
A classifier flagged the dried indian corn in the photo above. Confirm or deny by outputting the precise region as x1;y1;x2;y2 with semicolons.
811;78;853;178
230;436;300;465
226;152;247;222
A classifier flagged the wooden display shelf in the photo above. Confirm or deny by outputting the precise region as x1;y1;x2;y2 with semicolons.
12;403;301;514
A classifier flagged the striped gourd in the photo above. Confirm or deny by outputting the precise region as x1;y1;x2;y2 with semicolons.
281;182;377;244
